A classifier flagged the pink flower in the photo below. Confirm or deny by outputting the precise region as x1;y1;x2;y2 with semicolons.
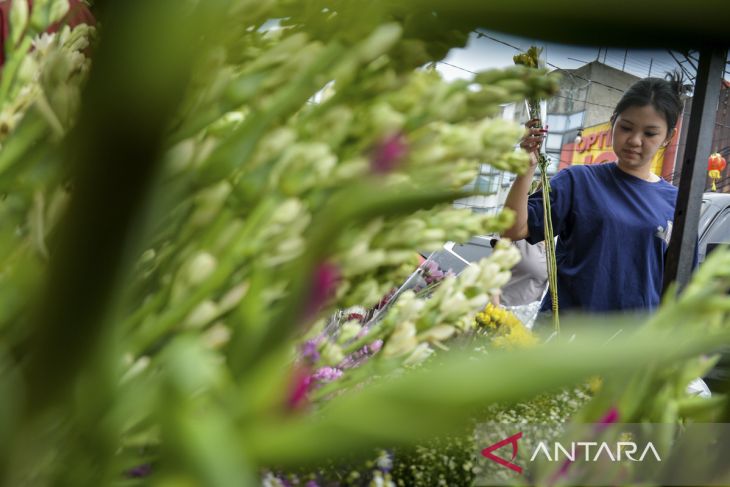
312;366;343;383
305;262;340;319
597;406;620;430
368;339;383;354
370;133;408;174
286;365;313;411
421;260;445;285
549;406;620;485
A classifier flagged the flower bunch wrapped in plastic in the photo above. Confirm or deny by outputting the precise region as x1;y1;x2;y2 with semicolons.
475;302;538;350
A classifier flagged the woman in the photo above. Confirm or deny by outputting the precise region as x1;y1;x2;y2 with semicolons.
502;74;688;313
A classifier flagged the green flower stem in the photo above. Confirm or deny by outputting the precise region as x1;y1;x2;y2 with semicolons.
526;101;559;333
539;153;560;333
515;47;559;332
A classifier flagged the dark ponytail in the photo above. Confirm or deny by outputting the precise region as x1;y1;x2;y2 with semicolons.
611;70;686;133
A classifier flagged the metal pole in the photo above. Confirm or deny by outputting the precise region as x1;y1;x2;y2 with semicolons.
648;58;653;77
622;49;628;71
662;47;727;296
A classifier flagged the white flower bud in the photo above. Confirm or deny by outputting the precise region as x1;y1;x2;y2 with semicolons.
191;181;231;227
9;0;29;46
275;236;305;256
394;291;424;321
218;282;249;313
383;321;418;358
414;144;447;165
358;23;402;62
490;271;512;290
481;119;523;150
440;125;482;158
403;343;433;366
370;102;405;137
458;264;481;288
467;295;489;311
49;0;70;26
121;356;150;383
337;321;361;344
184;300;219;329
202;322;231;349
490;244;521;270
439;291;469;318
417;325;456;343
321;341;345;366
343;249;386;275
164;139;196;175
333;157;368;180
184;252;217;286
420;228;446;244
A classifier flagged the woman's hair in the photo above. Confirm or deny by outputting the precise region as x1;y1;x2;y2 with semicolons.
611;71;685;133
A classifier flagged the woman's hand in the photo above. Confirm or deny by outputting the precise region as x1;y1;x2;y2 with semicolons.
519;118;546;167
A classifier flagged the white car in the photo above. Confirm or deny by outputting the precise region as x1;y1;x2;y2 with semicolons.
699;192;730;262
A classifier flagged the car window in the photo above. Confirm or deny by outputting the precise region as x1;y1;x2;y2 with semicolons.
699;208;730;260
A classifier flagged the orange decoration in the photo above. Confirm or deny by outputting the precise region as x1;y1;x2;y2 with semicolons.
708;153;727;191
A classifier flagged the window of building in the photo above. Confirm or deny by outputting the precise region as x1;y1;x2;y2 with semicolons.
545;133;564;151
567;111;585;130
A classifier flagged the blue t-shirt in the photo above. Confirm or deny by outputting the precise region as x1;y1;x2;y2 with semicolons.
526;162;681;313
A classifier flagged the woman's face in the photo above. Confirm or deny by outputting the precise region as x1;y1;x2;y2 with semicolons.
611;104;675;170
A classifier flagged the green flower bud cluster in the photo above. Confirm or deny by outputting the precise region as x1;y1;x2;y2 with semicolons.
331;208;513;309
0;24;93;146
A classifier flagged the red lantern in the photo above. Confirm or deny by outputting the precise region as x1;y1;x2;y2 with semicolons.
708;153;727;191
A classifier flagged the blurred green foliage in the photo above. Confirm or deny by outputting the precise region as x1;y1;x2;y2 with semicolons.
0;1;728;486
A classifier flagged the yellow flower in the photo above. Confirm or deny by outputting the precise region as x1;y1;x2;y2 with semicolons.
587;375;603;394
475;303;537;349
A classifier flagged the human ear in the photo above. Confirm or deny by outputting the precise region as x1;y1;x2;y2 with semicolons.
662;127;677;147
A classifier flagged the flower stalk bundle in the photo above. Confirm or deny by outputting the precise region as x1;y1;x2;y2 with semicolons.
513;45;560;333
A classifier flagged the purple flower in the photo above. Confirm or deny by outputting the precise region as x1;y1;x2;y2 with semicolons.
126;464;152;478
370;133;408;174
313;366;343;382
300;339;320;364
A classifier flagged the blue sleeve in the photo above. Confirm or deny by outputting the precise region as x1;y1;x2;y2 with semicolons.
525;168;575;245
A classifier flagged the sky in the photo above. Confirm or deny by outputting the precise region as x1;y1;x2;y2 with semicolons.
436;30;707;86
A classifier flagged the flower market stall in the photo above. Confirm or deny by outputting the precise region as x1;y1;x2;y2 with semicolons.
0;1;729;486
